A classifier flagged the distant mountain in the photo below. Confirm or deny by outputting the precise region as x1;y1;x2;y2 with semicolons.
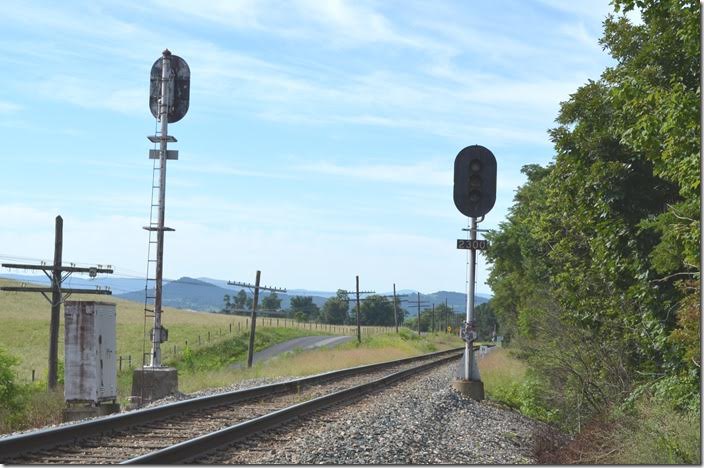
422;290;490;312
116;277;233;311
1;272;491;315
117;277;331;312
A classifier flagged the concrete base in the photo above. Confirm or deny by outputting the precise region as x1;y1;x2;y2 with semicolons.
452;379;485;401
62;402;120;422
131;367;178;405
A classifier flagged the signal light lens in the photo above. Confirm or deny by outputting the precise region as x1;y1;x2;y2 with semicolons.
470;160;481;172
469;190;481;203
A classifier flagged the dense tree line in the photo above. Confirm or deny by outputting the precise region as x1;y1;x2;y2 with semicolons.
222;289;411;326
484;0;699;432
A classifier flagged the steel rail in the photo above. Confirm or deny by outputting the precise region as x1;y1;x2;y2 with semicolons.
0;347;465;459
123;350;467;464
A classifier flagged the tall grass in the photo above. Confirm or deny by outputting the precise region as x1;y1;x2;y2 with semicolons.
610;396;701;464
481;347;701;464
478;347;559;423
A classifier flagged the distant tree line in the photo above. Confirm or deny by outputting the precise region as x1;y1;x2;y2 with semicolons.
221;290;498;337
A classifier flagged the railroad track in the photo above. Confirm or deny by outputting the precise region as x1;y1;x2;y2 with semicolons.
0;347;480;464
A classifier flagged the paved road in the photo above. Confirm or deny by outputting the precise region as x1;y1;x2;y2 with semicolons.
232;335;353;368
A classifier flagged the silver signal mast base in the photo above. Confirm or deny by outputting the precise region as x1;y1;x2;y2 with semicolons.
452;216;484;401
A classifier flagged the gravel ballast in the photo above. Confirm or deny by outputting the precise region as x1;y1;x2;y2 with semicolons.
208;361;566;464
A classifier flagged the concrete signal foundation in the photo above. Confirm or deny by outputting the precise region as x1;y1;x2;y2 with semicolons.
63;402;120;422
131;367;178;405
452;379;485;401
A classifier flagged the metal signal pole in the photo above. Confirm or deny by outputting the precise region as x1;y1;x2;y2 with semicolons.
150;50;171;368
465;217;479;381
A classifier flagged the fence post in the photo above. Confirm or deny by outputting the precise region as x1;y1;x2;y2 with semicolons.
208;331;211;342
32;369;35;382
198;335;201;345
230;323;232;334
128;355;132;368
119;355;123;371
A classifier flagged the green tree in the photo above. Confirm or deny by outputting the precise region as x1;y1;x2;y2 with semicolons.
359;295;394;326
321;290;349;324
433;303;454;332
0;346;24;420
222;294;232;314
233;290;249;312
474;302;498;340
261;291;282;312
289;296;320;322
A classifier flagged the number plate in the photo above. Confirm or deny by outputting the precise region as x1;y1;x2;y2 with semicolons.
456;239;489;250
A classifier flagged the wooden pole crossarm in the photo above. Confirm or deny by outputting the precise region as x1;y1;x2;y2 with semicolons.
227;280;286;293
0;286;112;295
1;263;114;274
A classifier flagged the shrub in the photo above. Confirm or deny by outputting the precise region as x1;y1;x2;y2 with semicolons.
0;346;33;432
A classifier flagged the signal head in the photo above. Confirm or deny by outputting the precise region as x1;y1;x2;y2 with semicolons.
453;145;497;218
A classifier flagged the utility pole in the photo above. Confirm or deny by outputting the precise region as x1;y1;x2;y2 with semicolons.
376;288;408;333
392;283;399;333
445;298;449;332
0;215;113;389
339;280;374;343
355;276;361;343
228;272;286;368
408;292;430;336
431;303;435;333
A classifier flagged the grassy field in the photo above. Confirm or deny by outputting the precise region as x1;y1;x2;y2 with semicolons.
0;280;464;434
0;278;381;383
172;328;464;393
1;277;463;433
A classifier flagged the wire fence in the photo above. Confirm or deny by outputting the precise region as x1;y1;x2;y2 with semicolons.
126;317;395;371
20;316;401;383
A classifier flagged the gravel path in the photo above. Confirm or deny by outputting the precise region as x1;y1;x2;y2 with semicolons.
231;335;353;368
205;360;566;464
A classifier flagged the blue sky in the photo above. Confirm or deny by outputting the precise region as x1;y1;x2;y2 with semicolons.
0;0;620;295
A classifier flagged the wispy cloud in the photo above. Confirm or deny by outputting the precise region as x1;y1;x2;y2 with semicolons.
296;160;451;186
177;161;299;180
0;100;22;113
31;75;145;114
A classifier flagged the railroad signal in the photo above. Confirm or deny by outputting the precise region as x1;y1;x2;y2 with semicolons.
453;145;497;218
149;50;190;124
